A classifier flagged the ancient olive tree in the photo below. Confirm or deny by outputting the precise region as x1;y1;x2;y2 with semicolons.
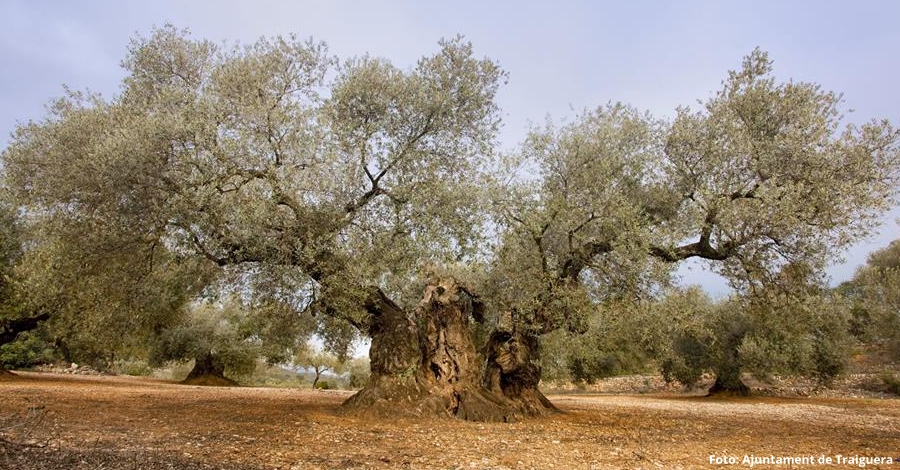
487;49;899;396
2;25;898;419
3;26;517;419
149;297;307;385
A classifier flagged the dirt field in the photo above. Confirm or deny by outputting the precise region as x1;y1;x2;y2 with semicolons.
1;372;898;469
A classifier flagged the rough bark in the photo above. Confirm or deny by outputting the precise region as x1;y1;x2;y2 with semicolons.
181;353;237;386
342;278;557;422
482;329;556;416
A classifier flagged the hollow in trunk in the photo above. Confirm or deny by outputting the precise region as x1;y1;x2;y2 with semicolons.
342;278;557;422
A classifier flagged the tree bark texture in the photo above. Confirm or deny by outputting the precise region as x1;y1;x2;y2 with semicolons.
342;278;557;422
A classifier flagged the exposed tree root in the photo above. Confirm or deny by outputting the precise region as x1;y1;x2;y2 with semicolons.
180;374;238;387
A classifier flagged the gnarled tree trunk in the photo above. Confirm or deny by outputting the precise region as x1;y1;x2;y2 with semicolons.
482;329;556;416
707;316;750;396
707;371;750;396
342;278;557;422
182;353;237;386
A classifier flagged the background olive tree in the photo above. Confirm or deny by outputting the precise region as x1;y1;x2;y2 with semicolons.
644;264;852;394
148;295;314;384
841;240;900;360
0;193;49;372
294;346;345;389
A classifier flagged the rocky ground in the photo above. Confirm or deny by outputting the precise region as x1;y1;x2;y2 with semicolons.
1;371;898;469
32;363;108;376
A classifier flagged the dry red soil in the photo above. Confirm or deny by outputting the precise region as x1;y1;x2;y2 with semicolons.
1;372;898;469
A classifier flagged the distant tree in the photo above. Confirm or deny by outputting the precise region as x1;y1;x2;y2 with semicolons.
640;287;722;389
540;300;651;384
344;356;371;389
842;240;900;359
739;263;852;387
647;264;852;394
150;299;253;385
295;347;344;389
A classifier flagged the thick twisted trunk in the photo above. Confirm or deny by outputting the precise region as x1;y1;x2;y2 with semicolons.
182;353;237;386
342;279;556;422
482;330;556;415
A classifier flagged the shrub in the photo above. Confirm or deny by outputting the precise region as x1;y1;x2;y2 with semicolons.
881;371;900;396
0;330;57;369
315;380;333;390
113;359;153;377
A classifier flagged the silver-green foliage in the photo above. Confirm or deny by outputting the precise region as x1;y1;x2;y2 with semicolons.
0;193;23;324
2;25;504;356
541;300;653;383
150;298;265;379
646;266;852;388
490;49;899;339
1;28;898;390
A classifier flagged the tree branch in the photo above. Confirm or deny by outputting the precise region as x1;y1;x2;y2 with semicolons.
1;312;51;347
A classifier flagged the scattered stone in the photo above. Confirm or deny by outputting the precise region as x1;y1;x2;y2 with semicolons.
33;364;108;376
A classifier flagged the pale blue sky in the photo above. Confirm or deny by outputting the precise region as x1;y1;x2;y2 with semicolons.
2;0;898;294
